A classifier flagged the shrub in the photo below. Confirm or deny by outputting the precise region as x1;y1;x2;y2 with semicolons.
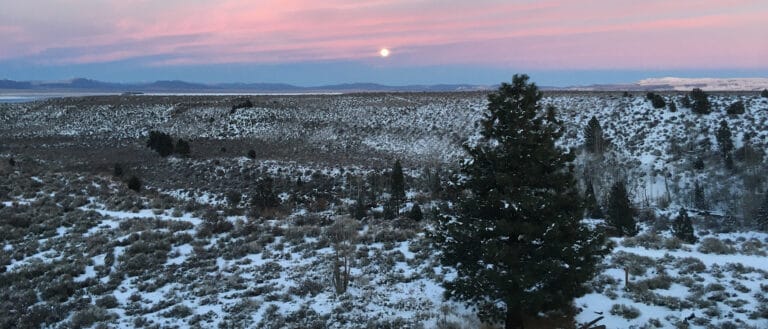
698;237;736;254
247;149;257;159
95;295;119;308
610;304;641;319
113;163;123;177
126;176;141;192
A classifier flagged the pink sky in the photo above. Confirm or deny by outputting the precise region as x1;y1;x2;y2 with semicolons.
1;0;766;84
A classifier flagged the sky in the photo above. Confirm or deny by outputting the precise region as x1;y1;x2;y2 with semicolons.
1;0;767;86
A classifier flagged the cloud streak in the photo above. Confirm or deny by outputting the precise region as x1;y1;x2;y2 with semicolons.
1;0;766;72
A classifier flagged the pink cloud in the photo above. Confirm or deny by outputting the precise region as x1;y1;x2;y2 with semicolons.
1;0;766;69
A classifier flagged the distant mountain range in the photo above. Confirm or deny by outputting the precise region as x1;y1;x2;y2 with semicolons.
0;78;492;93
1;77;766;93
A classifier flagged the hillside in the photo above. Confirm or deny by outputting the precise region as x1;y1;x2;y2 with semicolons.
2;91;768;328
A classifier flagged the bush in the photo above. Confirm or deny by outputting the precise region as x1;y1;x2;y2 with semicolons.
95;295;119;309
126;176;141;192
698;237;736;254
247;149;257;159
610;304;641;319
175;138;191;156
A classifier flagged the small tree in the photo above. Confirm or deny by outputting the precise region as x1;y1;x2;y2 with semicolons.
646;92;666;109
113;163;124;177
726;100;745;115
668;101;677;112
226;191;242;207
607;181;637;236
247;149;257;159
716;120;734;168
146;131;175;157
584;116;605;154
755;192;768;231
672;208;697;243
175;138;191;157
250;177;279;215
761;89;768;98
409;203;423;221
690;88;711;114
693;181;707;210
681;94;692;108
390;159;405;209
127;176;141;192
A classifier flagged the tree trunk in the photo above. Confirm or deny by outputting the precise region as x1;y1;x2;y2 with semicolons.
505;306;524;329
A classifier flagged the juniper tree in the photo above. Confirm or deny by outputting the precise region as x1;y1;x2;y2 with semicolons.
584;116;605;154
726;100;745;115
390;159;405;210
690;88;711;114
668;101;677;112
762;89;768;98
606;181;637;236
716;120;734;169
434;75;608;329
146;131;174;157
693;181;707;210
755;192;768;231
175;138;191;157
672;208;697;243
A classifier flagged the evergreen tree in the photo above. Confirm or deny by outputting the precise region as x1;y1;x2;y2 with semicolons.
146;131;175;157
434;75;608;329
716;120;734;168
668;101;677;112
113;163;124;177
354;193;367;220
726;100;745;115
175;138;191;156
409;203;423;221
583;116;605;154
755;192;768;231
693;181;707;210
584;182;603;218
681;94;692;108
606;181;637;236
250;177;279;214
690;88;711;114
762;89;768;98
127;176;141;192
390;159;405;208
247;149;257;159
672;208;697;243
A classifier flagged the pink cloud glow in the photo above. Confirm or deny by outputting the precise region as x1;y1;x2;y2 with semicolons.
1;0;766;69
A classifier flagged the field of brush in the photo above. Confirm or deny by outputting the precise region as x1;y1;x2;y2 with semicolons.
1;91;768;328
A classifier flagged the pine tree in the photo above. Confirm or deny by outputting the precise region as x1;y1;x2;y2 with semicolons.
693;181;707;210
755;192;768;231
672;208;697;243
762;89;768;98
409;203;423;221
668;101;677;112
583;116;605;154
390;159;405;209
434;75;608;329
606;181;637;236
584;182;603;218
716;120;734;168
681;94;692;108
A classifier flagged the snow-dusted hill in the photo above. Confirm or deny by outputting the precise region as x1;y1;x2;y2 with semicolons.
3;91;768;328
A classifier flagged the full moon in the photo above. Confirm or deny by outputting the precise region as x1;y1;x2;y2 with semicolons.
379;48;390;57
